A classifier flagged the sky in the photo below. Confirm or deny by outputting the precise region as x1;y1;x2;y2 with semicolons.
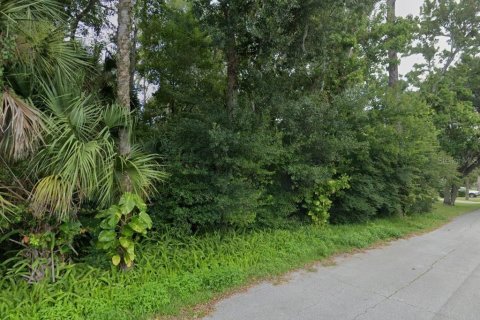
397;0;423;19
397;0;425;77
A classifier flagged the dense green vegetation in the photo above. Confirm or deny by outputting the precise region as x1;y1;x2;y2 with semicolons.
1;202;478;320
1;0;480;318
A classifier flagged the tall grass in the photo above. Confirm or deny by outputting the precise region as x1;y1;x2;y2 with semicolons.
1;203;478;320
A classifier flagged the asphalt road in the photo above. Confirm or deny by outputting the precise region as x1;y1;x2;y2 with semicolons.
205;209;480;320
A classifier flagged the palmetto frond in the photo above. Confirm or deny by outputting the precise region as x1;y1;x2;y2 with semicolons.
103;104;132;130
30;82;167;220
13;22;89;87
0;0;62;26
0;89;45;160
31;91;115;218
116;147;168;200
30;175;73;220
0;191;16;224
0;1;87;162
41;83;100;139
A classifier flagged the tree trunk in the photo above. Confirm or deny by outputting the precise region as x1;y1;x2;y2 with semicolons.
130;19;138;108
443;184;459;205
222;3;238;118
226;44;238;118
477;175;480;191
117;0;133;191
465;177;470;200
451;185;459;205
386;0;398;87
443;185;452;205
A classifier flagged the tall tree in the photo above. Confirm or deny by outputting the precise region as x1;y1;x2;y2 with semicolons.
410;0;480;79
192;0;257;118
221;2;239;117
138;0;223;115
66;0;98;40
411;0;480;205
386;0;398;86
60;0;116;40
117;0;133;159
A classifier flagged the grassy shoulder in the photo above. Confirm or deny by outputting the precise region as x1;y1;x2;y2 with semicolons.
2;202;479;320
459;197;480;202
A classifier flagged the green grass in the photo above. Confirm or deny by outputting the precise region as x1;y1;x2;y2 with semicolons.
440;196;480;203
460;197;480;202
1;202;479;320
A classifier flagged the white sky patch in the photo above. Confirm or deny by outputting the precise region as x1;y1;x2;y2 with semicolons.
397;0;423;78
397;0;451;79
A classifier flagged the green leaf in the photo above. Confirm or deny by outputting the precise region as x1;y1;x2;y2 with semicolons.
59;221;82;233
138;211;153;229
121;226;134;237
95;206;120;219
119;236;134;249
119;193;136;214
126;245;135;257
136;198;147;212
99;212;121;230
112;255;121;266
96;241;114;250
124;252;134;267
98;230;116;242
126;248;135;259
128;217;147;234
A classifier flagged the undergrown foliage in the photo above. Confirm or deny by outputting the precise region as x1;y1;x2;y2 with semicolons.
0;203;477;319
3;219;82;283
96;193;153;268
305;176;350;225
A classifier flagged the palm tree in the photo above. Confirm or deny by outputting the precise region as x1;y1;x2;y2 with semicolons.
0;0;66;219
0;0;86;160
30;77;166;220
0;0;166;222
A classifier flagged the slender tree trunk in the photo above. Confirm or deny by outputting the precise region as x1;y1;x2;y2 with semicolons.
117;0;132;155
465;177;470;200
117;3;134;271
477;175;480;191
226;44;238;118
387;0;398;87
0;32;4;88
221;3;238;118
117;0;133;193
130;20;138;108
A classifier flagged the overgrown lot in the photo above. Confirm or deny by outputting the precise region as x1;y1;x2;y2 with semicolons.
1;202;478;320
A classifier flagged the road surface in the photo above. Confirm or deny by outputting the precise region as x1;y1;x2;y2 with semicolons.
205;209;480;320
